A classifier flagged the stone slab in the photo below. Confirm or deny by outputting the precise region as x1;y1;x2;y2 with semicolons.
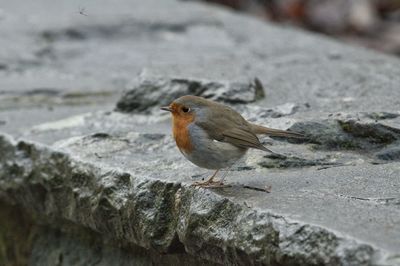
1;0;400;265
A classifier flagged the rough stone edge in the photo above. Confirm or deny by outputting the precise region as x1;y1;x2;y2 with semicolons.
0;133;393;266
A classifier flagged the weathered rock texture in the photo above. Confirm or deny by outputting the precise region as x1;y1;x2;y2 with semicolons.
115;76;265;113
0;133;391;265
1;0;400;265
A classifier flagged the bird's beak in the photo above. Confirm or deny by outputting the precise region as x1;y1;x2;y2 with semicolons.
161;106;172;112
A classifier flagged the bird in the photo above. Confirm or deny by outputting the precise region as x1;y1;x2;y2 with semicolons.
161;95;304;187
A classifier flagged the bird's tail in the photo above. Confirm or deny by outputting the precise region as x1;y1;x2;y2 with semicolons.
251;124;305;139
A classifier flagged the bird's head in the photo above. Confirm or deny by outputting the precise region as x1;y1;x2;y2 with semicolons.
161;95;210;121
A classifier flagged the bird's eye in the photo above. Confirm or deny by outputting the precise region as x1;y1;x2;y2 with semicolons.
182;106;190;113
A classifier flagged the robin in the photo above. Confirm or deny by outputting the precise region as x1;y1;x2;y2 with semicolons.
161;95;304;187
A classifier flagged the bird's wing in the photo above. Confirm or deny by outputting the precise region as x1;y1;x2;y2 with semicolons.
221;127;272;152
195;105;272;152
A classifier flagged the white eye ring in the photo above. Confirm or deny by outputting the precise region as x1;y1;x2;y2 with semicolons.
182;106;190;113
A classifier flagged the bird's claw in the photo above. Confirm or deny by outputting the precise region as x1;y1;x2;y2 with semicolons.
191;180;228;188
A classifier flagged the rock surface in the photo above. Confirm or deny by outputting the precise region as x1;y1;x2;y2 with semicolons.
115;76;265;113
1;0;400;265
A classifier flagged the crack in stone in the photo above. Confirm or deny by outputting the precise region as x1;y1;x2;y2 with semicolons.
337;194;400;206
40;19;223;43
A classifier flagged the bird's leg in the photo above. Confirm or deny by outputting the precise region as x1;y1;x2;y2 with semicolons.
192;169;226;187
219;166;232;184
206;169;219;183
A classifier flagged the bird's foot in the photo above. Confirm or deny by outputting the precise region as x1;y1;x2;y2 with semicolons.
191;179;228;188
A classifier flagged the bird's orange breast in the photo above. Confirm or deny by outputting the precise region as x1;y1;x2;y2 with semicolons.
172;114;194;154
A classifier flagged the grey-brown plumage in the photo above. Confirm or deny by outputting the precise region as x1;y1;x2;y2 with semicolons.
177;95;303;153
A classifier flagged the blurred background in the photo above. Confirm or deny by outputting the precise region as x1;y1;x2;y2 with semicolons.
191;0;400;56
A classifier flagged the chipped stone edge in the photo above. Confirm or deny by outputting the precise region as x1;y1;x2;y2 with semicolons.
0;132;395;266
